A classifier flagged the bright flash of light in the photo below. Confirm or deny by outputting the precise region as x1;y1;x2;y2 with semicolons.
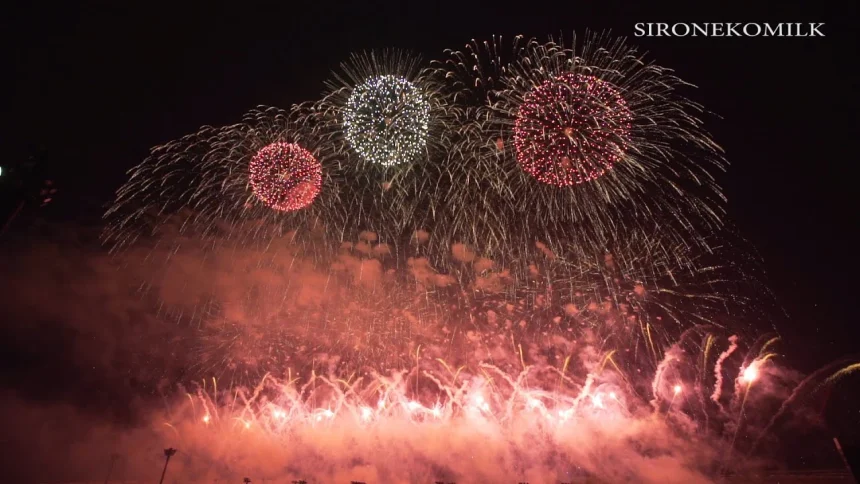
202;414;211;424
472;395;490;412
742;364;759;383
360;406;373;421
673;384;682;395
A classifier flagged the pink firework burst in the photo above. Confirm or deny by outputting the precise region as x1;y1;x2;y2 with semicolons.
249;142;322;211
513;73;633;186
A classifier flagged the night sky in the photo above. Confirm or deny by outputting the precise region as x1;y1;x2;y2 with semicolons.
2;0;859;477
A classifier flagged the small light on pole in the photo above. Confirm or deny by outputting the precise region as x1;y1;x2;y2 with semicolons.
159;448;177;484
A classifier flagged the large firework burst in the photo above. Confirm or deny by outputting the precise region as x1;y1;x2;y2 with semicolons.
343;74;431;167
104;106;342;252
311;49;450;165
295;50;458;246
248;141;322;211
424;32;727;265
513;72;633;186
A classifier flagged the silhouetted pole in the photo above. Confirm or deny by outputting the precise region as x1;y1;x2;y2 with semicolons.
159;448;177;484
103;453;119;484
833;438;856;480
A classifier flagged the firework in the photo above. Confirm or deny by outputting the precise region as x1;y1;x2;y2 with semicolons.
343;74;430;166
248;141;322;211
104;106;342;251
1;228;847;482
292;50;458;245
102;76;765;387
28;30;850;484
426;32;726;263
310;49;450;165
102;33;767;388
48;325;848;483
513;72;633;186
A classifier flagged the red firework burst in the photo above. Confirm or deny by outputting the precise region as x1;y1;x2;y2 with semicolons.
249;142;322;211
513;73;632;186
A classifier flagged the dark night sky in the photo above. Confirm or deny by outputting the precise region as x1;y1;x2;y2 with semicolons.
3;3;857;369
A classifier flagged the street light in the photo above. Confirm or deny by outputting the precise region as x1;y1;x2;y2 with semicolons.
159;448;177;484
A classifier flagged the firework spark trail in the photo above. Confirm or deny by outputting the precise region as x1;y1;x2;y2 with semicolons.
737;334;780;379
100;214;764;389
752;358;860;454
711;335;739;410
98;334;851;483
153;357;713;482
728;339;779;416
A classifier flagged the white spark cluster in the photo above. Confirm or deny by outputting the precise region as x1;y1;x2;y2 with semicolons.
343;74;430;166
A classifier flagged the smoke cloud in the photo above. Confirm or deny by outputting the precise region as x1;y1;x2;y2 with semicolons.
0;224;840;482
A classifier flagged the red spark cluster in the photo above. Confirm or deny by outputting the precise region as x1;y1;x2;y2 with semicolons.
249;142;322;211
513;73;632;186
